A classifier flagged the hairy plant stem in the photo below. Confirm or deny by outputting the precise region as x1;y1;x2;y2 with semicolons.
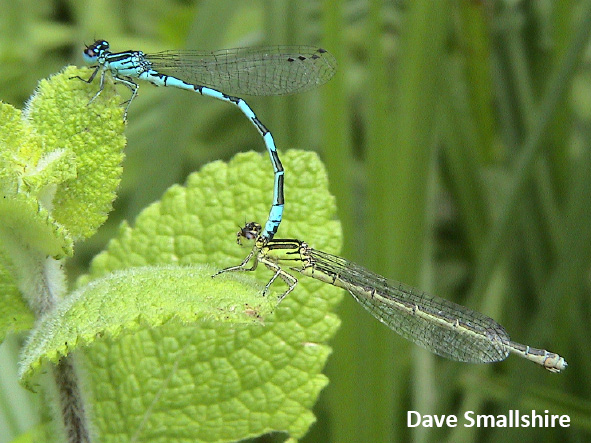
53;357;91;443
38;258;90;443
5;237;91;443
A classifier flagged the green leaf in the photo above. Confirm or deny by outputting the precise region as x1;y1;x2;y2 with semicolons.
0;67;125;340
22;150;343;442
0;101;74;259
19;265;275;385
24;66;126;241
0;246;33;341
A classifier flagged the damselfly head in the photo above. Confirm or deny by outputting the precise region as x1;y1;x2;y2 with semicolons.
82;40;110;63
236;222;262;245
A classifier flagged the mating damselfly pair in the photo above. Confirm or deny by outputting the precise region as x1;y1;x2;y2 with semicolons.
214;222;567;373
75;39;336;240
76;40;566;373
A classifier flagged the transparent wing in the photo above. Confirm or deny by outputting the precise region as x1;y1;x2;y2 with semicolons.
147;45;337;96
306;249;510;363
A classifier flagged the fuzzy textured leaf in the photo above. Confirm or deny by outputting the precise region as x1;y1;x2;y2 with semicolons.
24;66;126;240
22;150;342;442
0;67;125;341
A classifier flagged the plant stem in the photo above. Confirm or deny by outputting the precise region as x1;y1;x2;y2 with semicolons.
5;236;91;442
54;357;91;443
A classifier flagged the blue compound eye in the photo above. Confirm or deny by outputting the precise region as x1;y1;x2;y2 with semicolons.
95;40;109;51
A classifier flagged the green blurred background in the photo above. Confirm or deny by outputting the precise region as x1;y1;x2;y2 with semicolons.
1;0;590;442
